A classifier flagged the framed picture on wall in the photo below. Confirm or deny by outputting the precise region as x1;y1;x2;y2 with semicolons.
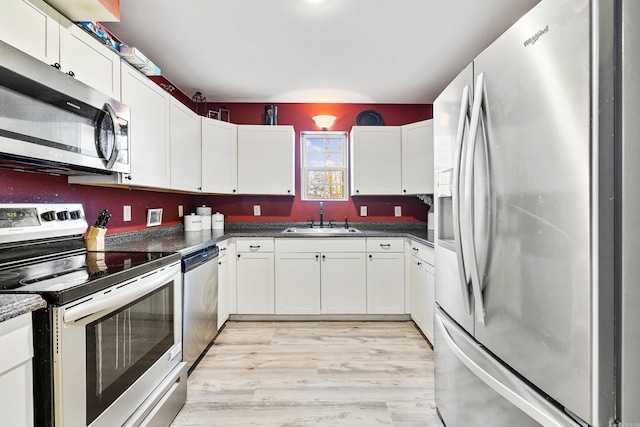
146;208;163;227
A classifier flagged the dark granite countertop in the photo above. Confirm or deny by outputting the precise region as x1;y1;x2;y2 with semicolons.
105;222;434;255
0;294;47;323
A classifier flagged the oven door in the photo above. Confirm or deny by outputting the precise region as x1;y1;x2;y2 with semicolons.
53;261;183;427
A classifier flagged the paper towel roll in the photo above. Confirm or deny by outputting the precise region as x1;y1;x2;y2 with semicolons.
184;214;202;232
212;212;224;230
196;205;212;229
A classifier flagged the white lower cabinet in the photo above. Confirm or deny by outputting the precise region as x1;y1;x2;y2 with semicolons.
275;252;321;314
366;238;405;314
320;252;367;314
0;313;34;427
410;242;435;342
275;238;366;315
217;240;230;329
236;239;274;314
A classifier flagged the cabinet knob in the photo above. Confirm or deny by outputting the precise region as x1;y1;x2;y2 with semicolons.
356;189;360;194
125;175;133;181
237;254;241;258
322;255;326;260
233;189;236;193
403;189;407;193
315;254;319;260
287;189;291;194
67;70;75;78
369;254;373;260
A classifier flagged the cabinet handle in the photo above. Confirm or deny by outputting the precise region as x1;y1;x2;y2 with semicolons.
412;247;419;252
220;247;227;252
380;244;391;248
249;245;261;250
67;70;75;78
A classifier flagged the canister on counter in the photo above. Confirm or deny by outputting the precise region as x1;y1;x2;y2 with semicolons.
184;213;202;232
212;212;224;230
196;205;212;230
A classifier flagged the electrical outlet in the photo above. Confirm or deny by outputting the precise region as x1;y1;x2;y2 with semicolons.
178;205;184;217
123;205;132;222
394;206;402;217
360;206;367;217
253;205;261;216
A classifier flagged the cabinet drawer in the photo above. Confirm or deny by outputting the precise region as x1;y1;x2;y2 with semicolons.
366;238;404;253
236;238;274;252
422;245;434;266
217;239;229;256
276;238;366;253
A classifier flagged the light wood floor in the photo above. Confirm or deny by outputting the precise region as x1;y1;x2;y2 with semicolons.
170;321;442;427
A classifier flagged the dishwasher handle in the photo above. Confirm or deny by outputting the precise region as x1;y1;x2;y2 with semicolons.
182;245;219;273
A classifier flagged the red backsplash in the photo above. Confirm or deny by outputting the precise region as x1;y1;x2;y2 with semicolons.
0;103;432;234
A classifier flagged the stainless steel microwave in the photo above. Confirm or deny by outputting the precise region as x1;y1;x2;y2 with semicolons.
0;40;129;175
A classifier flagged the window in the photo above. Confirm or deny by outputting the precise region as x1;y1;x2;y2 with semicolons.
301;131;348;201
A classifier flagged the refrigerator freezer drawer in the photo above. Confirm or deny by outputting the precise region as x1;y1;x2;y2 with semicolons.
434;307;581;427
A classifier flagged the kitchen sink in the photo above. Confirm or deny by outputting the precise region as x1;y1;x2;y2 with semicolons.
281;227;362;235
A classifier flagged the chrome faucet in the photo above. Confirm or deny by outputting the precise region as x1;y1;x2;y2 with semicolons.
319;202;324;228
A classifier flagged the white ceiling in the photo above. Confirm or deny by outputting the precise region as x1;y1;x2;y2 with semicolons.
104;0;540;104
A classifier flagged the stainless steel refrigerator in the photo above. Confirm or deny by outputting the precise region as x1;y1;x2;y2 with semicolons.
433;0;640;425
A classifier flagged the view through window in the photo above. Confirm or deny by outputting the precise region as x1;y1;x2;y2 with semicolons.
301;132;348;200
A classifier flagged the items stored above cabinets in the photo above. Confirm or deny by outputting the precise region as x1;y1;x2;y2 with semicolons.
350;120;434;196
0;1;121;99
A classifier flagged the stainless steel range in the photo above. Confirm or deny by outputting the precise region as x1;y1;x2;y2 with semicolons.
0;203;187;427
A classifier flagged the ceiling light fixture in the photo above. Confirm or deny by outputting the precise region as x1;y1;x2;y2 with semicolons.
312;115;337;130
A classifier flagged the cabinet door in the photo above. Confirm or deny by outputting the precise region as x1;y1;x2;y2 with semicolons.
321;253;366;314
237;125;295;195
59;16;121;99
201;118;238;194
120;63;171;188
0;0;59;64
275;252;321;314
170;99;201;192
410;256;424;328
367;252;405;314
401;119;434;194
423;261;435;342
218;254;229;329
236;252;274;314
350;126;402;195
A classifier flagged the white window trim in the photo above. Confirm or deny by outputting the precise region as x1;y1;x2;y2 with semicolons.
300;131;349;201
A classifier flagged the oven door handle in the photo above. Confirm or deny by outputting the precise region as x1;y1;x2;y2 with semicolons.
63;265;179;324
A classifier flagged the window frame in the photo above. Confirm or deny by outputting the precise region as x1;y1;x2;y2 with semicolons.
300;131;349;201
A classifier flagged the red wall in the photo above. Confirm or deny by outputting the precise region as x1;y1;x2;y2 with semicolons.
0;103;432;234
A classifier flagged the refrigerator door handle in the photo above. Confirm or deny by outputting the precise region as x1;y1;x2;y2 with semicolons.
452;84;472;315
435;310;581;427
465;72;487;325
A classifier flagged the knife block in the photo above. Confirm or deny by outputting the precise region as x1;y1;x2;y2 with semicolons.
86;226;106;251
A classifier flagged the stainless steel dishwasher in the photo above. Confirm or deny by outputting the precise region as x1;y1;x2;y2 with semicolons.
182;244;219;374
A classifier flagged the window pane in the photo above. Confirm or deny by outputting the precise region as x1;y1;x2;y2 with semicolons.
306;170;344;199
304;138;345;167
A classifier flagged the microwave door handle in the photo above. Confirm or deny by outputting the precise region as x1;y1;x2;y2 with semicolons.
452;84;472;315
101;103;120;170
465;72;487;325
63;265;178;324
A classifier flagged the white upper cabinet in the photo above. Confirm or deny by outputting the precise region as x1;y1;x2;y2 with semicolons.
0;0;60;64
201;118;238;194
350;126;402;195
120;63;171;188
170;99;201;192
0;2;121;99
401;119;434;194
237;125;295;196
350;121;435;196
58;15;121;99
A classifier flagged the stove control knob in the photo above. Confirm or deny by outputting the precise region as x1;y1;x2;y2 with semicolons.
56;211;70;221
41;211;57;222
69;210;82;220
